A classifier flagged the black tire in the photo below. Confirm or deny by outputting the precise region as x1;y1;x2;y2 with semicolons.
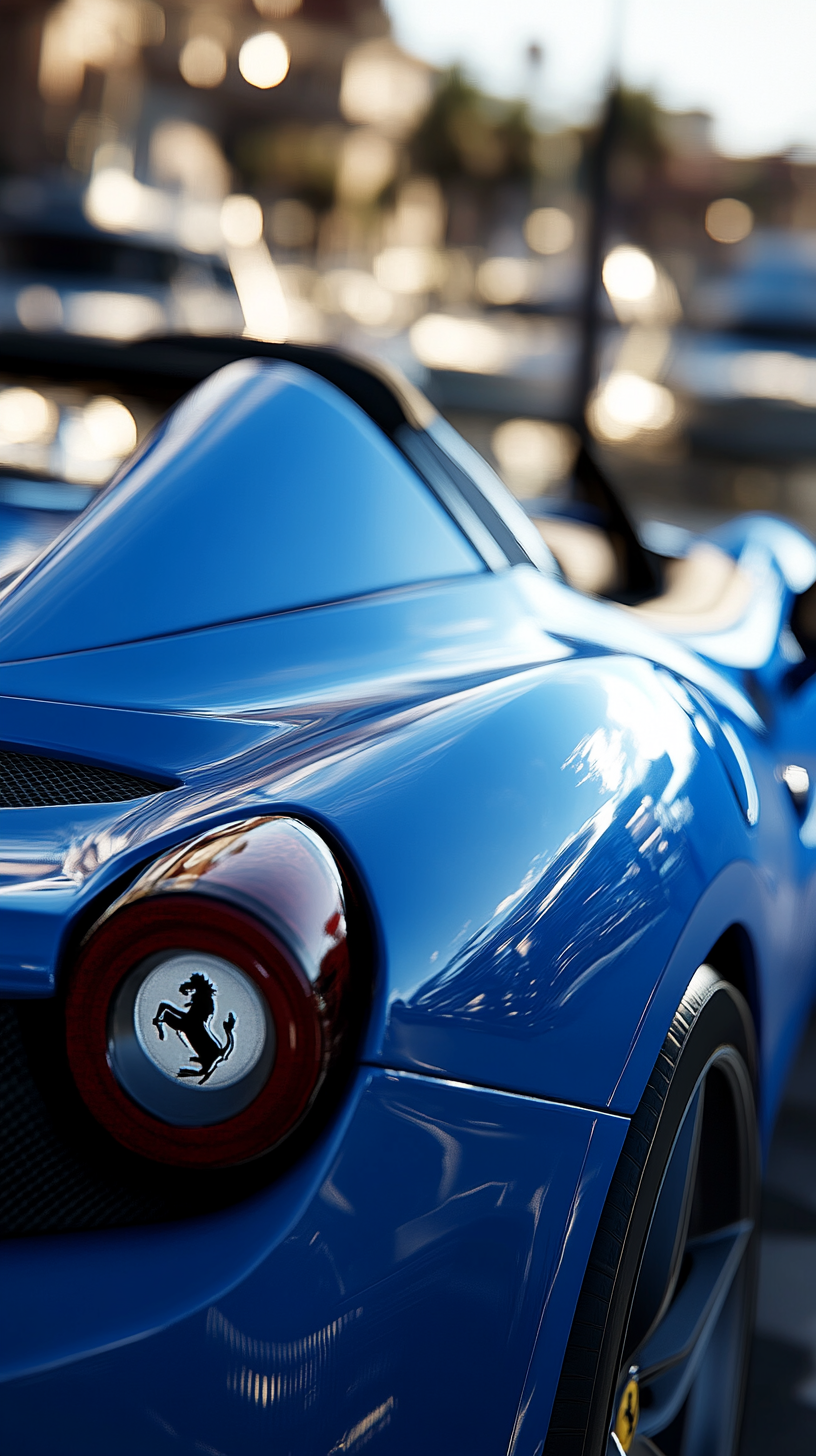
543;966;760;1456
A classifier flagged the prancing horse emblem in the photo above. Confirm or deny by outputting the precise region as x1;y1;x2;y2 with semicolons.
152;972;236;1084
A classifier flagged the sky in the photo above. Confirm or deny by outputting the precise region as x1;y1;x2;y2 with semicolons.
385;0;816;159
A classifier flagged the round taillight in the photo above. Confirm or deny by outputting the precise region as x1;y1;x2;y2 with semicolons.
65;817;358;1168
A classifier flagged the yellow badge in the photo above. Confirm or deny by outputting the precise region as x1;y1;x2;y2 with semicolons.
614;1376;640;1452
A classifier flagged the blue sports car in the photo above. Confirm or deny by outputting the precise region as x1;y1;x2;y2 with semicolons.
1;335;816;1456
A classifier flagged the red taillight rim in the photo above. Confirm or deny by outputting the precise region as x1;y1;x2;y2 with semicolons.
66;894;327;1168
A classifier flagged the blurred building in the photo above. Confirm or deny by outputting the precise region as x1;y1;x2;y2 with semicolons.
4;2;816;529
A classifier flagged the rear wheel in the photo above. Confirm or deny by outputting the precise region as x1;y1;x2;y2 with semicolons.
544;966;760;1456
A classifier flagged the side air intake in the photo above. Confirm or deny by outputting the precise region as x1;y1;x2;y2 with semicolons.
0;749;168;807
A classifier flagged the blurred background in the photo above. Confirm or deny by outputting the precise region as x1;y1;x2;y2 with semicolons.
3;1;816;1449
5;0;816;542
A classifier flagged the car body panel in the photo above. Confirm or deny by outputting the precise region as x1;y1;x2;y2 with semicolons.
0;1068;627;1456
3;351;816;1450
1;633;809;1143
0;559;813;1128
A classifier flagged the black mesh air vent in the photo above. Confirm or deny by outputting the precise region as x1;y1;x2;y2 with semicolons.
0;1002;169;1235
0;748;167;807
0;999;333;1236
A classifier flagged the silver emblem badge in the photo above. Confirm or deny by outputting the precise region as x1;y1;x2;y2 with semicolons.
136;955;267;1090
110;952;275;1126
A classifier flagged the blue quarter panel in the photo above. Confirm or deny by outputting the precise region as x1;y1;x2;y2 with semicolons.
1;648;708;1109
0;565;763;727
0;1069;627;1455
0;561;812;1140
0;571;566;714
302;654;707;1106
0;693;290;772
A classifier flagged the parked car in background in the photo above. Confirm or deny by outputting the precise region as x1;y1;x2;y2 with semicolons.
0;178;242;344
672;231;816;459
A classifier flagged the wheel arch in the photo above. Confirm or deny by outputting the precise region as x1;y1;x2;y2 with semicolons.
508;948;763;1456
608;861;769;1124
705;922;761;1058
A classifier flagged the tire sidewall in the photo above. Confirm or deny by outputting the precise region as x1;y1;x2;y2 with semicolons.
583;971;760;1456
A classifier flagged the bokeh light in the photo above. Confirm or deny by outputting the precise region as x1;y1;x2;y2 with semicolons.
590;372;676;441
318;270;394;328
221;195;265;248
602;246;658;303
0;388;59;445
374;246;441;294
410;314;511;373
81;397;138;457
238;32;290;89
492;419;578;495
38;0;164;104
730;350;816;406
339;39;432;137
524;208;575;255
85;168;144;230
149;121;231;203
337;130;398;204
176;201;225;255
228;246;289;341
705;197;754;244
16;286;64;332
477;257;531;305
61;395;139;481
66;291;166;340
179;36;227;89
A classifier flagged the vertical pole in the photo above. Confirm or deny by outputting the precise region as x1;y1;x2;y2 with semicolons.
573;83;618;437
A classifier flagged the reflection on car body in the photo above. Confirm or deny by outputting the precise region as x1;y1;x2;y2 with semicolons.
0;337;815;1455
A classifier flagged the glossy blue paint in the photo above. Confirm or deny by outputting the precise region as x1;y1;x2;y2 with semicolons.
0;499;79;586
0;649;714;1105
314;654;708;1106
0;1069;627;1455
0;561;763;726
0;359;482;661
0;569;568;715
2;357;816;1450
1;627;805;1123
